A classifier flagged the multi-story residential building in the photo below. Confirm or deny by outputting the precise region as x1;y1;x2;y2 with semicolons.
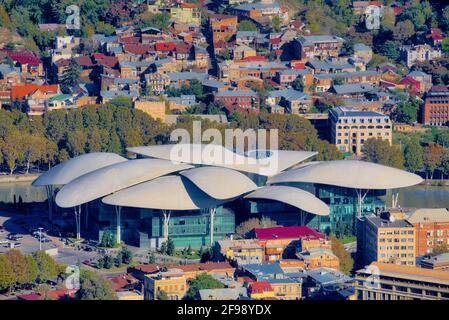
254;226;326;262
232;1;283;20
293;35;345;61
215;239;264;265
296;248;340;271
170;3;201;26
313;71;381;92
400;44;442;68
355;262;449;300
329;107;392;155
422;86;449;126
357;209;416;268
406;208;449;256
144;269;187;300
145;72;171;95
209;14;238;45
266;89;312;114
214;89;260;113
407;71;433;93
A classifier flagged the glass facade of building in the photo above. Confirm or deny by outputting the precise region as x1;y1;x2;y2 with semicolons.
247;183;386;236
85;202;235;249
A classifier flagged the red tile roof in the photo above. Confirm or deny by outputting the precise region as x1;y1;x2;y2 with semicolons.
11;84;59;101
249;281;273;294
132;264;160;274
119;36;140;45
110;274;139;292
75;56;95;68
155;42;176;52
240;56;268;62
124;44;153;55
255;226;324;241
9;53;42;66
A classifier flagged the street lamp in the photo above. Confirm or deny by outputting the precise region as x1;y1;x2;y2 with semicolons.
38;227;43;251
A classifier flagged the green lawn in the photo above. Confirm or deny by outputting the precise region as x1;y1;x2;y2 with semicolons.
340;236;357;244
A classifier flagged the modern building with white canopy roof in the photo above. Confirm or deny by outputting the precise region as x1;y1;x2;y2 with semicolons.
55;159;193;241
245;186;329;225
268;160;423;234
32;152;127;222
127;144;317;177
32;145;423;248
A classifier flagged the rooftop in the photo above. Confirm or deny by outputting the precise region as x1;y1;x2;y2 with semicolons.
255;226;324;241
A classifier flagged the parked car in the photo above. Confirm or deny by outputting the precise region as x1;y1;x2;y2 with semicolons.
13;243;21;248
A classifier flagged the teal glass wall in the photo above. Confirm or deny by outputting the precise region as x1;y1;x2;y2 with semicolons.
247;183;386;236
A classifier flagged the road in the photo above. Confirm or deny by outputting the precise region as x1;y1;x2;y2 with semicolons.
344;241;357;254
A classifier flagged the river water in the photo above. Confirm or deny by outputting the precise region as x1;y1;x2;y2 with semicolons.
0;182;448;208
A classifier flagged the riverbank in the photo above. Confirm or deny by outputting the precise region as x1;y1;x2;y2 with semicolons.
419;179;449;186
0;174;40;184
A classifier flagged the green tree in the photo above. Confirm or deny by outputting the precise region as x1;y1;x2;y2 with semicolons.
404;138;423;173
33;250;62;283
25;254;39;285
121;247;133;265
103;255;113;269
442;38;449;55
0;254;16;292
330;236;353;275
157;289;169;300
1;130;25;174
76;270;117;300
433;244;449;256
237;20;258;32
149;253;156;264
185;273;224;300
362;138;404;169
60;59;81;93
423;143;444;179
6;249;29;287
392;96;420;124
292;77;305;91
166;238;175;256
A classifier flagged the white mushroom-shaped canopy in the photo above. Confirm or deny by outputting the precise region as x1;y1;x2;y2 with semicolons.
55;159;193;208
269;160;423;190
180;166;258;200
127;144;317;177
102;176;223;210
245;186;330;216
32;153;127;187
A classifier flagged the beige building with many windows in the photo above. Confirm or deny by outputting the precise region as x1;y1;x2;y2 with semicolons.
355;262;449;300
357;209;416;268
329;107;392;155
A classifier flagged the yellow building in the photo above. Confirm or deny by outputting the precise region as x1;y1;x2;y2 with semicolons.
249;282;276;300
216;239;265;265
357;209;416;268
116;291;144;300
269;280;302;300
329;106;392;156
144;269;187;300
134;98;166;122
170;3;201;26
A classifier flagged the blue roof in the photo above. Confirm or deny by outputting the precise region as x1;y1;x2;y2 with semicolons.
297;35;345;45
242;262;284;280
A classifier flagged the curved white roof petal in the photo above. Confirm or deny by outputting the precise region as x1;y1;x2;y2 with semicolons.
127;144;316;177
269;160;423;190
245;186;330;216
55;159;193;208
102;176;223;210
32;153;127;187
180;166;258;200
